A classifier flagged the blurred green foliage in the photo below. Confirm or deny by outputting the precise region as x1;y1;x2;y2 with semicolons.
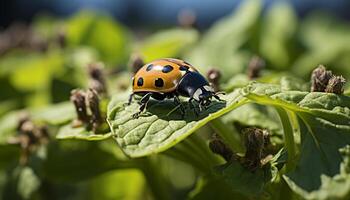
0;0;349;199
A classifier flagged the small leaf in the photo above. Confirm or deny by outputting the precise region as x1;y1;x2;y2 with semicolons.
87;169;145;200
17;166;41;199
259;2;297;69
185;0;262;80
56;124;112;141
215;160;271;197
139;28;199;62
66;11;130;65
31;101;76;125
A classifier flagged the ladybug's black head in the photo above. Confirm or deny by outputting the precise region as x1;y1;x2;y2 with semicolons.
193;85;215;107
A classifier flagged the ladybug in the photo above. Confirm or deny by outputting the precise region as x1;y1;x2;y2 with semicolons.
128;58;224;117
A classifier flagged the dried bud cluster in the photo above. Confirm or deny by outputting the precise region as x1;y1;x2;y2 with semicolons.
242;128;270;171
0;23;48;55
177;9;197;28
9;115;50;165
88;62;108;96
70;88;103;132
87;89;103;131
129;54;144;74
207;68;222;92
311;65;346;94
247;56;265;80
209;134;233;161
325;76;346;94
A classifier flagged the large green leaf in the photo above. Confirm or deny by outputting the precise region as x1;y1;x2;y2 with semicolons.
284;145;350;200
107;89;247;157
243;83;350;199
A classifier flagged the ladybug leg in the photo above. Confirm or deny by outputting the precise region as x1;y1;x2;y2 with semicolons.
213;92;225;102
189;97;199;116
128;93;135;105
133;93;152;118
174;95;185;116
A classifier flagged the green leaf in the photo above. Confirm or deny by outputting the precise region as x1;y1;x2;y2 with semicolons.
139;28;199;63
188;177;247;200
43;140;135;182
87;169;145;200
0;145;20;170
259;2;297;69
215;160;271;197
66;11;130;65
31;101;75;125
107;89;247;157
243;83;350;198
0;102;76;144
56;124;112;141
17;166;41;199
293;13;350;78
185;0;262;80
284;145;350;200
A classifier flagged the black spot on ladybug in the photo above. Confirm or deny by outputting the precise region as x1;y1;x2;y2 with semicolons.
137;77;144;86
155;78;164;87
162;65;173;73
179;65;189;71
146;64;154;71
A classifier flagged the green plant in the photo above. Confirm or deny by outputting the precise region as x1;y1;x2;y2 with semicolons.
0;1;350;200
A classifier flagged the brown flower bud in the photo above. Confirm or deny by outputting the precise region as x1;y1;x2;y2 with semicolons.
311;65;333;92
70;89;89;126
209;135;233;161
247;56;265;80
87;89;103;132
56;29;66;48
242;128;269;171
177;9;197;28
129;54;144;74
88;63;108;95
325;75;346;94
207;68;222;92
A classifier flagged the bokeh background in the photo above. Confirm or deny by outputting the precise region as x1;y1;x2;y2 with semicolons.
0;0;350;200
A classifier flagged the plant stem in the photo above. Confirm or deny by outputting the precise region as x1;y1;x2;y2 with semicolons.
164;145;210;173
275;107;296;172
186;134;222;165
210;118;245;153
138;157;172;200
